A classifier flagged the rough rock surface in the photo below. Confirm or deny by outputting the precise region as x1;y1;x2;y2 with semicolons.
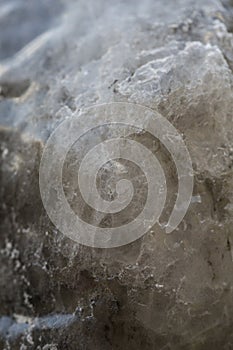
1;0;233;349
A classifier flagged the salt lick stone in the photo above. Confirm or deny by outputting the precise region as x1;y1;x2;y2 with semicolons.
0;0;233;349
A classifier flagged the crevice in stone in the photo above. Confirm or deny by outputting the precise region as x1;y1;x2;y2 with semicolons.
0;79;30;99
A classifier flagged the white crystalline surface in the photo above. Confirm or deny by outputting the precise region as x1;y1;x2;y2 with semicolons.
0;0;233;349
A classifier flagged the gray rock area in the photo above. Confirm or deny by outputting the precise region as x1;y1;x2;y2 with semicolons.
1;0;233;349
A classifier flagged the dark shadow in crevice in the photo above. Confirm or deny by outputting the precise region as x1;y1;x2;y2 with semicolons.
0;79;30;98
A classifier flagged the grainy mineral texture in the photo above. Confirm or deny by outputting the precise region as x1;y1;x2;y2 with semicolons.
1;0;233;349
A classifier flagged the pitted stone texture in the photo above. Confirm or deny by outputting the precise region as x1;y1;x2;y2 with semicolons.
0;0;233;349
